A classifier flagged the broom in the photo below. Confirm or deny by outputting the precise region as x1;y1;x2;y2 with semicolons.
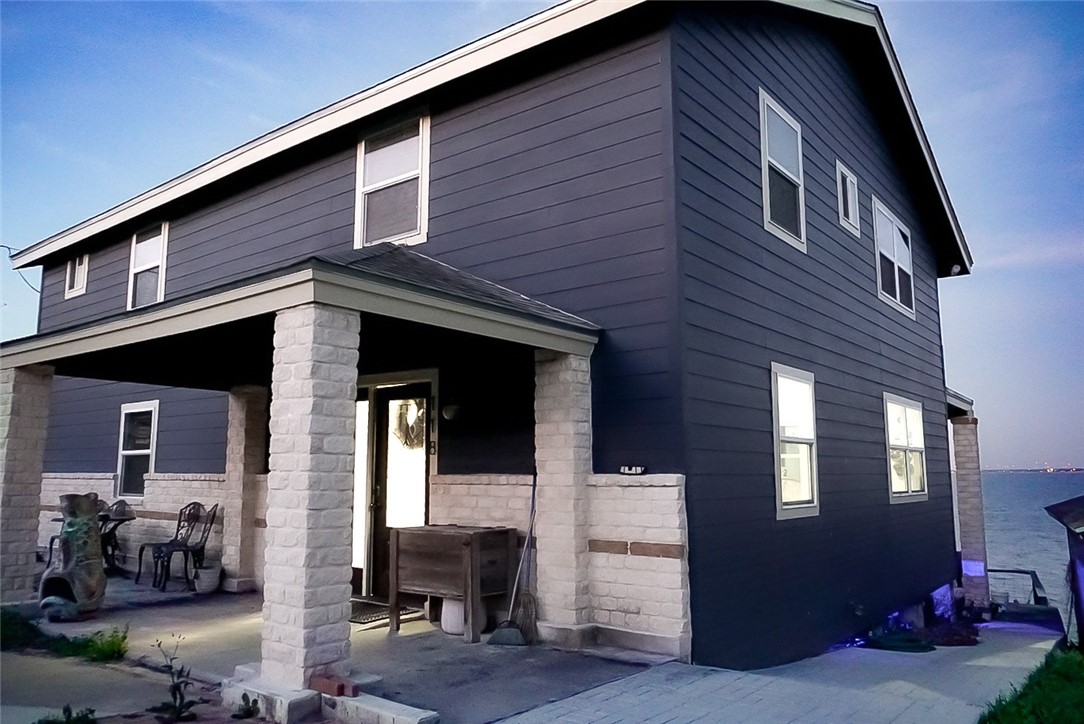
489;479;537;646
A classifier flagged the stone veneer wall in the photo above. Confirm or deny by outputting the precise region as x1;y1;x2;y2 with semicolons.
586;474;691;656
429;474;533;532
252;474;268;588
38;472;226;577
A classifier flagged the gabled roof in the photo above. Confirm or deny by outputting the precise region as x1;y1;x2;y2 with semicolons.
10;0;972;272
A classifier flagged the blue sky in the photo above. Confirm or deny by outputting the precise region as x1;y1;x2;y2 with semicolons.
1;1;1081;468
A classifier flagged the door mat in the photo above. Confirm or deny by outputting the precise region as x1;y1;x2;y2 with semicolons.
349;599;424;629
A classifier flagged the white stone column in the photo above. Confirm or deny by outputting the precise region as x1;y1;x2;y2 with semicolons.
951;416;989;606
533;350;592;631
222;385;269;593
0;365;53;604
262;304;359;690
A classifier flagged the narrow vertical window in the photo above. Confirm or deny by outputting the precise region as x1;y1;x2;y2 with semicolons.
127;222;168;310
872;197;915;316
884;393;927;502
117;400;158;497
354;117;430;248
759;89;806;250
65;254;89;298
772;363;819;519
836;161;860;237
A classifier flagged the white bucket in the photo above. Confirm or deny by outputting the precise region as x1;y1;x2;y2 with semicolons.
439;598;486;635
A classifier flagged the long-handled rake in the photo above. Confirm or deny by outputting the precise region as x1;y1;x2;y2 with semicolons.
489;477;537;646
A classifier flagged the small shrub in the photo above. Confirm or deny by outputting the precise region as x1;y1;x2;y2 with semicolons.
1;607;45;649
1;608;128;662
83;626;129;662
32;704;97;724
231;693;260;720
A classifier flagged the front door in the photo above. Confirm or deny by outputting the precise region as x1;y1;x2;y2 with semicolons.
354;383;430;600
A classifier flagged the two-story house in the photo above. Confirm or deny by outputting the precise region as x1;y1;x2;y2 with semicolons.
1;0;975;689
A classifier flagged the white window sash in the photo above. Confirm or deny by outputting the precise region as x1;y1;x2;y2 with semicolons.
126;222;169;310
759;89;806;251
771;362;819;519
354;117;430;248
836;160;860;237
116;400;159;498
884;393;926;501
65;254;89;298
872;197;915;318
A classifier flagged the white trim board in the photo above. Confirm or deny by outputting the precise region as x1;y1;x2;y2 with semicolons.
0;268;599;369
9;0;971;273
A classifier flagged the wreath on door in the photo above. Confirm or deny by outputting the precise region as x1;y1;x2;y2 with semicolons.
393;399;426;450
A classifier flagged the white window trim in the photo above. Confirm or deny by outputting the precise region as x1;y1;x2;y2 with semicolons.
353;116;431;249
126;222;169;310
64;254;89;299
871;196;916;320
836;160;861;237
759;89;806;252
883;392;928;504
116;399;159;498
771;362;819;520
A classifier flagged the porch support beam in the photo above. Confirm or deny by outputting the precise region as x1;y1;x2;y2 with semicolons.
0;365;53;604
533;350;592;629
261;303;359;690
222;385;269;593
950;415;990;607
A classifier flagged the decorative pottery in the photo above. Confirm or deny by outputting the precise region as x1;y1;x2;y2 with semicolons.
39;493;107;620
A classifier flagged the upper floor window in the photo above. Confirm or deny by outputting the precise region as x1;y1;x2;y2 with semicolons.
354;117;430;248
872;197;914;317
65;253;89;299
771;363;819;519
884;393;926;502
836;161;860;237
117;400;158;497
759;89;805;251
127;222;168;310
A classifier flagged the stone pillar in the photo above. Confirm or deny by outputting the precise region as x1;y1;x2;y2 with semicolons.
0;365;53;604
222;385;269;593
261;304;359;690
533;350;592;632
951;416;989;606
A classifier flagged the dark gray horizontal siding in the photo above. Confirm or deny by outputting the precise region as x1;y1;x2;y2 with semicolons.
672;6;954;669
423;31;679;473
44;377;228;475
38;239;132;333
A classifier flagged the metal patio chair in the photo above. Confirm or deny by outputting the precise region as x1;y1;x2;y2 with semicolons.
135;501;206;589
143;502;219;592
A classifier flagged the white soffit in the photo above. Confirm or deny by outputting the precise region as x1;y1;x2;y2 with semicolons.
11;0;971;271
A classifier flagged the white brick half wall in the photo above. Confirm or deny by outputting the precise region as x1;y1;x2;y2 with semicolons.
429;475;533;532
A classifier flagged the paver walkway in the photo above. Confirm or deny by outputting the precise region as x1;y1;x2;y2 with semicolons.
503;621;1059;724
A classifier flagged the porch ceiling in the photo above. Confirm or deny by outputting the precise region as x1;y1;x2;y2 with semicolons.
0;247;601;379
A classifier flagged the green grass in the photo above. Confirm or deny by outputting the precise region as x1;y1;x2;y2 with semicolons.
980;645;1084;724
0;607;127;662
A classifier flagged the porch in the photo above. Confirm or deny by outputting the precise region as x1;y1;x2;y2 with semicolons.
1;246;693;719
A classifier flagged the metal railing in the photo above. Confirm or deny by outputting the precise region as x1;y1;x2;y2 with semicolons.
988;568;1049;607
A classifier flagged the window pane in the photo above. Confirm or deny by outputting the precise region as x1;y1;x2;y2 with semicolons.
778;375;814;439
908;451;926;492
840;176;851;220
886;401;908;446
895;228;912;272
123;410;154;451
898;268;913;309
766;107;800;177
905;406;924;447
780;441;814;505
879;254;897;298
134;231;162;267
847;178;858;223
768;167;801;237
875;209;895;255
363;178;419;243
120;454;150;496
133;269;160;307
889;448;908;493
363;124;420;186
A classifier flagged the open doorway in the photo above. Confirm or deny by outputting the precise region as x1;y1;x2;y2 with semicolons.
352;379;433;601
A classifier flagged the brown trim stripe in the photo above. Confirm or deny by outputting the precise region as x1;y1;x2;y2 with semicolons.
40;504;223;527
588;538;685;559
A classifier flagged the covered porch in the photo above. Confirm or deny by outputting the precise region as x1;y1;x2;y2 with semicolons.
1;246;690;719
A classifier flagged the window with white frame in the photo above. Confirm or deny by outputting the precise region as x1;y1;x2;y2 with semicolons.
836;161;860;237
884;393;926;501
117;400;158;497
771;363;819;518
759;89;805;250
872;197;914;315
354;118;430;248
65;254;89;298
127;222;168;310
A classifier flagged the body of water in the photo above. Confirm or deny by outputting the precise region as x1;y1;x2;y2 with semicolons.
982;470;1084;618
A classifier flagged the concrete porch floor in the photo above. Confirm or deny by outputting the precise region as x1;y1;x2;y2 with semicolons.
35;591;645;723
